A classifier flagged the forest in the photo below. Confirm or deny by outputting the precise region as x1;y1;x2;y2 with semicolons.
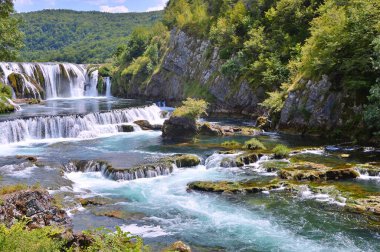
16;9;162;63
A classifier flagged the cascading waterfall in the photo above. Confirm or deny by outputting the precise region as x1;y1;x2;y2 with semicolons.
0;104;163;144
105;77;112;97
0;62;99;99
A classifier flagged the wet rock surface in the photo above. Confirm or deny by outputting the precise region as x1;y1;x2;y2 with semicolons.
0;189;72;230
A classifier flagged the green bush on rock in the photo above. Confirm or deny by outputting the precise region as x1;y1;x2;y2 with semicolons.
172;98;208;120
243;138;266;150
221;141;242;149
272;144;290;159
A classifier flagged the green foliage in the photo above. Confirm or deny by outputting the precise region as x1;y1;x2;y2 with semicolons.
172;98;208;119
0;183;28;195
82;226;148;252
272;144;290;158
184;81;215;101
296;0;380;92
261;83;289;113
0;220;64;252
0;0;24;61
164;0;210;37
0;82;15;113
243;138;266;150
98;65;114;77
364;84;380;135
221;141;242;149
17;10;162;63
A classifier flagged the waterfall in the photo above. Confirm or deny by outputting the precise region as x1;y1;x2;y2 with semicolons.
64;160;176;181
105;77;112;97
0;62;99;99
0;104;163;144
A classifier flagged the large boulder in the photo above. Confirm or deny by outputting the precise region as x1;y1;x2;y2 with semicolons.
0;189;72;230
134;120;162;130
162;116;197;139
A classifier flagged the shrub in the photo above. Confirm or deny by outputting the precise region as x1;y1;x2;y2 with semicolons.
243;138;266;150
272;144;290;158
0;184;28;195
172;98;208;119
0;220;64;252
83;226;148;252
221;140;242;149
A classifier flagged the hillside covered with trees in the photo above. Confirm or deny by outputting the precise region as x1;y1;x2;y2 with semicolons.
108;0;380;140
17;9;162;63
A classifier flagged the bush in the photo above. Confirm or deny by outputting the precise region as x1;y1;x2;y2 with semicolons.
0;220;64;252
243;138;266;150
221;140;242;149
172;98;208;119
83;226;148;252
272;144;290;158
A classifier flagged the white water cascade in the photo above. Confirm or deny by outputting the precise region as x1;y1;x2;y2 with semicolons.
105;77;112;97
0;104;163;144
0;62;99;99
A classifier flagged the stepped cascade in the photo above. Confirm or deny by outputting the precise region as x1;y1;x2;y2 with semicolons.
0;104;163;144
0;62;108;99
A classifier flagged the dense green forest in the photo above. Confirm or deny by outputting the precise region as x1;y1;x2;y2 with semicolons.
16;9;162;63
108;0;380;136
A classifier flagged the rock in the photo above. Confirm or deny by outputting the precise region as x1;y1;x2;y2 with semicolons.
235;153;261;166
164;241;192;252
256;116;271;131
118;124;134;132
162;116;197;139
278;162;359;181
79;196;116;207
133;120;158;130
0;189;72;230
172;154;201;167
347;196;380;216
197;122;223;136
16;155;37;163
188;180;283;194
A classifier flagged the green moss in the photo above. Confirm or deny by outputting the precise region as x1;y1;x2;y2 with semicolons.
221;140;242;149
188;179;283;194
184;81;215;102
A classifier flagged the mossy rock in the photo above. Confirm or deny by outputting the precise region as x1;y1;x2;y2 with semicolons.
79;196;117;207
171;154;201;167
235;153;261;167
163;241;192;252
260;160;290;172
188;180;284;194
278;162;359;181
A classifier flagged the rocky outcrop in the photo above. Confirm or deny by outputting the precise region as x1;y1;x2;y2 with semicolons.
188;180;284;194
0;189;72;230
133;120;162;130
278;162;359;181
114;29;264;115
162;116;198;139
64;154;201;181
162;117;259;139
278;76;363;136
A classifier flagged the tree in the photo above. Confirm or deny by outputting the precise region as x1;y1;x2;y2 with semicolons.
0;0;24;61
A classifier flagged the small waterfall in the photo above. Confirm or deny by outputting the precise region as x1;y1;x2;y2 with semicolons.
105;77;112;97
0;62;99;99
0;104;163;144
64;160;176;181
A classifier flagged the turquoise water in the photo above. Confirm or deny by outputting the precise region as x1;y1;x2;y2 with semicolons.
0;98;379;251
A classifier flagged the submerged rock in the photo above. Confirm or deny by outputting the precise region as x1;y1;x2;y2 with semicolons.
197;122;223;136
0;189;72;230
79;196;117;207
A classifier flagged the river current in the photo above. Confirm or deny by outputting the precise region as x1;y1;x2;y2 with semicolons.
0;97;379;251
